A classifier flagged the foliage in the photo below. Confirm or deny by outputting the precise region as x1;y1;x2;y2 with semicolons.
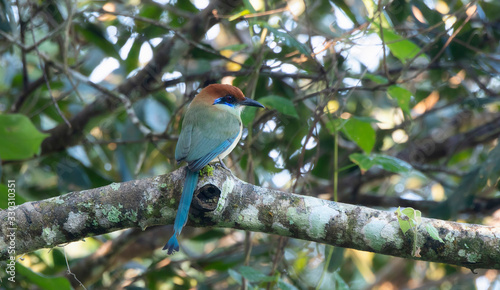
0;0;499;288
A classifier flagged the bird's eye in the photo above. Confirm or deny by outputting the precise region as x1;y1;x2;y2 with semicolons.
225;95;236;103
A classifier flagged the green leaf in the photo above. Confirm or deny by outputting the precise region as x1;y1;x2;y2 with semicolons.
349;153;375;173
334;271;350;290
327;247;345;272
0;182;27;209
278;279;299;290
258;95;299;118
0;0;15;33
379;28;422;63
398;218;412;234
0;114;49;160
364;73;389;84
238;266;276;283
350;153;414;174
412;2;445;26
229;9;251;21
387;85;412;114
401;208;418;227
16;263;72;290
342;118;376;154
396;207;423;233
0;184;8;209
395;207;412;234
242;0;257;13
220;43;248;52
425;224;444;243
414;209;422;224
352;116;381;123
331;0;359;26
371;154;413;174
228;269;243;285
325;118;348;134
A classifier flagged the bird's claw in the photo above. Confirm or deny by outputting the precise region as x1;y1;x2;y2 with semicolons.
218;158;236;178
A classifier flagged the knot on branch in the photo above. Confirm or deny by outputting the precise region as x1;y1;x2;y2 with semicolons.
191;184;220;215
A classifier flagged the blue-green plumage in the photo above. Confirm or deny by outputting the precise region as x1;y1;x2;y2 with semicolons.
164;84;263;254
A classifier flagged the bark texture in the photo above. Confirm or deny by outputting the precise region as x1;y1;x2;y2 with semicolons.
1;166;499;270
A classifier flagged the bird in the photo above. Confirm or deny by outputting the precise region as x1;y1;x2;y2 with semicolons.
163;84;264;254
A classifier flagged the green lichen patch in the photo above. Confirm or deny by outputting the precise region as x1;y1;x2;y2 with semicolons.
64;211;88;234
147;205;154;215
272;222;291;236
81;202;93;209
445;232;455;243
0;238;7;249
102;204;123;223
239;204;263;230
110;182;121;191
124;210;138;222
215;179;234;213
287;207;307;230
363;219;387;252
382;221;403;249
42;225;63;246
458;249;482;263
306;199;340;240
160;207;175;222
54;197;64;204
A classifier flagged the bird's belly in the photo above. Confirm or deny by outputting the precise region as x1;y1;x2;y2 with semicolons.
210;126;242;163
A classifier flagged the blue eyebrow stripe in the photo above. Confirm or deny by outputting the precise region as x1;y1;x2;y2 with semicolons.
213;97;236;107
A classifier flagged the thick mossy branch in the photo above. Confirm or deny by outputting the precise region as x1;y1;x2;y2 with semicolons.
0;167;499;270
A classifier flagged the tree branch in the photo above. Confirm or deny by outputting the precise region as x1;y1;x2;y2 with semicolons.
1;167;499;270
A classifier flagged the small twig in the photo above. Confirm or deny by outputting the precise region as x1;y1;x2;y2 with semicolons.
40;52;154;137
217;6;288;20
18;9;29;93
116;91;153;137
452;38;500;61
266;236;288;290
11;76;46;112
84;135;176;145
26;0;72;128
377;0;392;82
0;21;67;53
62;247;87;290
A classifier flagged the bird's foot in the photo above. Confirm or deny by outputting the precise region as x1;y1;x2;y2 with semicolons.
218;158;236;178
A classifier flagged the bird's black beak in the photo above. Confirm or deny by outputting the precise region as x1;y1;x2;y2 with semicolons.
240;98;265;108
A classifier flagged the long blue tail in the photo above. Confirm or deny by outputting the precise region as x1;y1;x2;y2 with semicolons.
163;169;199;254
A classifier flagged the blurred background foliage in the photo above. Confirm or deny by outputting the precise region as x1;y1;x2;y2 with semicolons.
0;0;499;288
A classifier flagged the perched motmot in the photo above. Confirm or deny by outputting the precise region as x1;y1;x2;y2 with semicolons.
164;84;264;254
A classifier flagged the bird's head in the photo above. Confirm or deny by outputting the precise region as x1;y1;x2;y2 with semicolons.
192;84;264;114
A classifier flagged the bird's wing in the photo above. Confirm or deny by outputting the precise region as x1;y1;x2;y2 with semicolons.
187;134;239;172
179;109;241;172
175;122;192;163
